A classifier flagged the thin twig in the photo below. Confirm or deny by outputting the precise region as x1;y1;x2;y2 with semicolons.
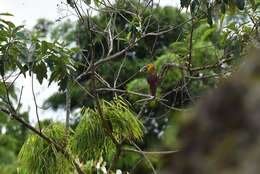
65;81;71;144
113;56;126;96
16;86;23;112
124;147;179;155
31;74;42;132
191;57;235;72
132;143;157;174
188;18;194;73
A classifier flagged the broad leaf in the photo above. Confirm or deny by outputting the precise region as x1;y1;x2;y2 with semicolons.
32;61;47;84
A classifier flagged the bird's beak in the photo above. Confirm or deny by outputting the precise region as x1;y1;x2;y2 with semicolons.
140;65;147;73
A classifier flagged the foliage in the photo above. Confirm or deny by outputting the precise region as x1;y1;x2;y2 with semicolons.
155;53;183;89
18;123;73;174
71;107;115;161
161;48;260;173
0;111;28;174
1;0;260;173
71;97;143;161
127;78;149;100
0;13;28;77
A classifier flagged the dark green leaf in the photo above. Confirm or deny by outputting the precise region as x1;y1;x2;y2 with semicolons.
48;70;58;86
0;13;13;16
32;61;47;84
94;0;100;6
249;0;256;9
58;76;68;91
0;23;4;29
0;30;8;41
235;0;245;10
207;6;213;26
221;2;226;13
83;0;91;5
16;62;28;77
180;0;191;8
16;32;27;40
67;0;75;8
41;41;48;53
190;0;198;15
0;60;5;76
0;19;15;28
13;25;24;34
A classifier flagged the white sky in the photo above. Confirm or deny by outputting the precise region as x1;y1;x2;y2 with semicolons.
1;0;65;28
0;0;179;28
0;0;179;123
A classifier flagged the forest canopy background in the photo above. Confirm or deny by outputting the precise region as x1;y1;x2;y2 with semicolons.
0;0;260;174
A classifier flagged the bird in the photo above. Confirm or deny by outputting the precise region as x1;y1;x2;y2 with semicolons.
140;62;184;97
140;63;159;97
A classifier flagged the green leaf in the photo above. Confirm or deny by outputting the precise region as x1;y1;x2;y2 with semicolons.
0;24;5;29
32;61;47;84
249;0;256;9
227;22;237;31
94;0;100;6
16;62;28;77
13;25;24;34
16;32;27;40
0;61;4;76
181;0;191;8
17;62;28;77
221;2;226;13
207;6;213;26
235;0;245;10
228;1;237;14
190;0;198;15
0;30;8;41
83;0;91;5
41;41;48;53
0;19;15;28
126;32;132;41
0;82;5;95
58;76;68;91
48;70;58;86
0;13;13;16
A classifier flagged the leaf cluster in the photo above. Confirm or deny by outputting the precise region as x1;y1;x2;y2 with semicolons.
71;97;144;161
18;123;73;174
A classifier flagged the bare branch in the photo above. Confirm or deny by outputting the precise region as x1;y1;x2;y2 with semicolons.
65;82;71;144
123;147;179;155
31;74;42;132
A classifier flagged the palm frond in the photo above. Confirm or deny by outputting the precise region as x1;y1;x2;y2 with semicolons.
18;123;72;174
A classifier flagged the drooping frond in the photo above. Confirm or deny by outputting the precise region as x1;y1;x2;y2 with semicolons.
18;123;73;174
71;108;115;162
71;97;144;162
103;96;144;141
